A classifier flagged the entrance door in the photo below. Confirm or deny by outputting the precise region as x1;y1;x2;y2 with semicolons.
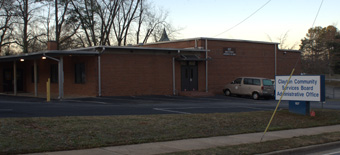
3;69;24;92
181;61;198;91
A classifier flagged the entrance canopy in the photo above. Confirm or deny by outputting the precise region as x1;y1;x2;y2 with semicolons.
175;54;211;61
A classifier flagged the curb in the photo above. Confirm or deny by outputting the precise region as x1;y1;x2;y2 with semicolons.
260;141;340;155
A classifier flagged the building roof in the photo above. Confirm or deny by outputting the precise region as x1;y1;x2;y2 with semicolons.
0;50;99;62
278;49;301;53
96;46;207;52
144;37;280;46
0;46;207;62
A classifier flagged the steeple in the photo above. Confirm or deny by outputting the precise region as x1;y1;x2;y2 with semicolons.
159;28;170;42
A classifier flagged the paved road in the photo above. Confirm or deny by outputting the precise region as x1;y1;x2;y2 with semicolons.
0;94;339;117
309;147;340;155
273;141;340;155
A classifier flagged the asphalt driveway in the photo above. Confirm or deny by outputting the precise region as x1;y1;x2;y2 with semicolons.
0;94;338;117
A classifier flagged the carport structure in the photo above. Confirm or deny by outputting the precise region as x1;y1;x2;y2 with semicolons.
0;45;208;99
0;49;99;99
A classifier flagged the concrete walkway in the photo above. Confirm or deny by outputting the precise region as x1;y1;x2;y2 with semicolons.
30;125;340;155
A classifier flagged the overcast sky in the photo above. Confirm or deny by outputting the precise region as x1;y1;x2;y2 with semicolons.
152;0;340;49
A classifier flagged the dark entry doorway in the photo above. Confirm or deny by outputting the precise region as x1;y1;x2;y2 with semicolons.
3;69;24;92
181;61;198;91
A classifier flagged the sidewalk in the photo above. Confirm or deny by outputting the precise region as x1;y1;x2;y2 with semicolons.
30;125;340;155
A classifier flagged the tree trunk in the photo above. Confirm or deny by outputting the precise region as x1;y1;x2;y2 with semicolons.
23;0;28;53
55;0;59;50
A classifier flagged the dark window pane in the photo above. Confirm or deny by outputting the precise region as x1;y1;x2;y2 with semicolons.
253;79;261;85
234;78;242;84
75;63;86;84
244;78;252;85
50;64;58;83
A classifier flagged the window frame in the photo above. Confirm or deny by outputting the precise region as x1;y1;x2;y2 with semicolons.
75;63;86;84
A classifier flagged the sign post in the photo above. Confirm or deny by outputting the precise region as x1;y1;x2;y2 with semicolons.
275;75;325;115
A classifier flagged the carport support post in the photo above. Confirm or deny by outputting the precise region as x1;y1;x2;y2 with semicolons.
13;61;17;95
34;60;38;97
205;39;208;92
172;56;176;95
275;44;277;76
58;56;64;99
98;55;101;97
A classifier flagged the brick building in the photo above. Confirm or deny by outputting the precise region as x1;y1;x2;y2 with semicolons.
0;38;301;98
142;38;302;94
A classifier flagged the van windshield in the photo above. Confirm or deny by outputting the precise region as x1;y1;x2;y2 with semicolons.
263;79;273;86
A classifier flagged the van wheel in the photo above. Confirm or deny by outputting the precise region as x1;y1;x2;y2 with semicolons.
252;92;259;100
225;89;231;96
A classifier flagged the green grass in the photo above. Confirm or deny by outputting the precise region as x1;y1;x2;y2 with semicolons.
1;109;340;154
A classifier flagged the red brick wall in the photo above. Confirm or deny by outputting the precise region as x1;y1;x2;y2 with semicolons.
63;56;98;97
277;50;302;75
101;52;172;96
208;40;276;94
142;39;302;94
100;50;206;96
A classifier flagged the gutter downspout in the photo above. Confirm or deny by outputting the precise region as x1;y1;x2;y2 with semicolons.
275;44;277;76
205;39;208;92
172;56;176;95
98;47;105;97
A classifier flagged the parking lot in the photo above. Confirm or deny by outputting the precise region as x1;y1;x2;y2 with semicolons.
0;94;338;117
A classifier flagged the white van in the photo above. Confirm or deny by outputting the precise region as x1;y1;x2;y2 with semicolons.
223;77;274;100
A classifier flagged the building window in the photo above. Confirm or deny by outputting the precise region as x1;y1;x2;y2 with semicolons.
31;66;39;83
75;63;85;84
50;64;58;83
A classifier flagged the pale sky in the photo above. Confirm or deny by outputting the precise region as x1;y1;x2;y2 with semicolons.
152;0;340;49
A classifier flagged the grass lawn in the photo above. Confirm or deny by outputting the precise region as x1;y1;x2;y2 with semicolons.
1;109;340;154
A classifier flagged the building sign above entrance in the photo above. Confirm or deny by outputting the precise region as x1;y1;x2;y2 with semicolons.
223;47;236;56
275;75;325;102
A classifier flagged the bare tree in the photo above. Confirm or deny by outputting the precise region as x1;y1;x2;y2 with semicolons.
0;0;16;54
113;0;140;46
97;0;121;45
266;31;297;50
1;0;181;54
55;0;81;49
277;31;297;50
136;2;169;44
14;0;45;53
70;0;99;46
